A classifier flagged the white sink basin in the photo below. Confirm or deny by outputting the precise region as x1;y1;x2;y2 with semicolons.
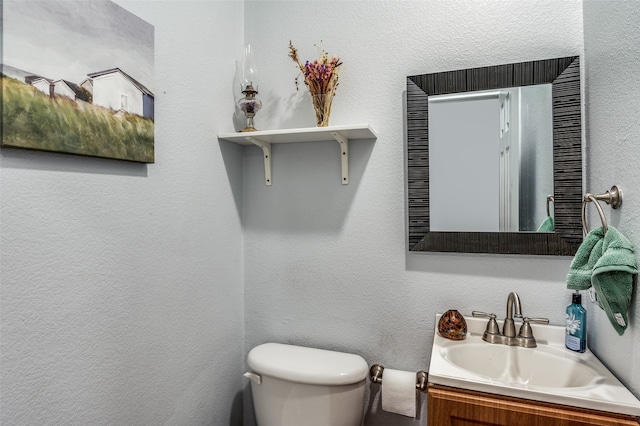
429;314;640;416
442;342;602;388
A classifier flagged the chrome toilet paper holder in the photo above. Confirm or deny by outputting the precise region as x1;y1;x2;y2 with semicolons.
369;364;428;392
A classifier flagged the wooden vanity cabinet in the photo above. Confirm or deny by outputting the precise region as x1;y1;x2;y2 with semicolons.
428;385;639;426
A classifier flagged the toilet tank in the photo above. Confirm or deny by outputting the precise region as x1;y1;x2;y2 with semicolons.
246;343;369;426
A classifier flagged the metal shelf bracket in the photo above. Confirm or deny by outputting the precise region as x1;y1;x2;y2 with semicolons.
331;131;349;185
245;136;272;186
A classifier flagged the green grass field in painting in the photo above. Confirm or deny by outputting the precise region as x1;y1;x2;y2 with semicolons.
1;76;154;163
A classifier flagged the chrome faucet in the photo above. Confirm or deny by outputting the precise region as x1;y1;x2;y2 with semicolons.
503;292;523;338
472;292;549;348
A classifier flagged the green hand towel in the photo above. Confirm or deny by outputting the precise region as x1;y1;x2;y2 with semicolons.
567;226;637;335
567;227;606;290
536;216;554;232
592;227;637;335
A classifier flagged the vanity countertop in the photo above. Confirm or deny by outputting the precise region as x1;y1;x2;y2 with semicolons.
428;314;640;417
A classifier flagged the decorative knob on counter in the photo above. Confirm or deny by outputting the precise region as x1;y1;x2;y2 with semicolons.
438;310;467;340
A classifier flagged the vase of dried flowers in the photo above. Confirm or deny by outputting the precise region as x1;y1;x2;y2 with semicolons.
311;93;332;127
289;40;342;127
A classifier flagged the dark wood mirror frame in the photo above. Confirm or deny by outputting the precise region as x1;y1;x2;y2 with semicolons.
407;57;582;255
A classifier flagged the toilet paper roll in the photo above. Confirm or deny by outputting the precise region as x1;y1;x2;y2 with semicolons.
381;368;416;418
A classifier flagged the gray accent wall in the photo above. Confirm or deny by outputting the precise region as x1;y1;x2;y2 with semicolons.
0;1;245;424
243;1;585;425
583;0;640;399
3;2;640;426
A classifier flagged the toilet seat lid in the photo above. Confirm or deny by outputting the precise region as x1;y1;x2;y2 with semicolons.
247;343;368;385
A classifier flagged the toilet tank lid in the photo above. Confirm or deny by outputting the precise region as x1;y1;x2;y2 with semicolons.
247;343;368;385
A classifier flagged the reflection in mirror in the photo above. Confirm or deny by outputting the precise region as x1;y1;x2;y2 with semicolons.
429;84;553;232
406;57;583;255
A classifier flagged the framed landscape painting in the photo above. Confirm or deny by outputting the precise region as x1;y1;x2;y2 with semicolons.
1;0;155;163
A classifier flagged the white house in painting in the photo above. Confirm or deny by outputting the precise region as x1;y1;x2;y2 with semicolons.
29;77;53;97
87;68;154;120
27;76;82;101
53;80;79;100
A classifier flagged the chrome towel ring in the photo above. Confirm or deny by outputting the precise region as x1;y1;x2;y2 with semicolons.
581;185;623;236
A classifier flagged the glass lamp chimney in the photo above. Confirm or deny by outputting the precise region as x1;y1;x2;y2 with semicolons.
238;44;262;132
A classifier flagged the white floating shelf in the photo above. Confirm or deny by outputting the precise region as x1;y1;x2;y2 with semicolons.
218;124;377;185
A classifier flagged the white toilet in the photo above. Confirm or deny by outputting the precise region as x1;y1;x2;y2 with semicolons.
244;342;369;426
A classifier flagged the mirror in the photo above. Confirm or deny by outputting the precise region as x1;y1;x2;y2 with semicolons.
407;57;583;255
429;84;553;232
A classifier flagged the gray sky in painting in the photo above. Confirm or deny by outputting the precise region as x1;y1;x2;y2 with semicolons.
3;0;154;92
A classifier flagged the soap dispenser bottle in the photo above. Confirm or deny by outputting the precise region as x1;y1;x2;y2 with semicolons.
565;291;587;353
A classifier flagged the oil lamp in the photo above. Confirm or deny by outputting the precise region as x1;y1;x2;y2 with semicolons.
238;44;262;132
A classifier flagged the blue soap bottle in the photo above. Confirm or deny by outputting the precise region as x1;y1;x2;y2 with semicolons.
565;291;587;353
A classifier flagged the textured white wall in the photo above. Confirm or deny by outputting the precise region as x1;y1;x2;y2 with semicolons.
242;1;584;424
583;0;640;398
0;1;245;424
5;2;639;425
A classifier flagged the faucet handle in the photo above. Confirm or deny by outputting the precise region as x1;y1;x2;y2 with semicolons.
472;310;494;319
518;317;550;335
472;311;501;338
517;317;550;348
